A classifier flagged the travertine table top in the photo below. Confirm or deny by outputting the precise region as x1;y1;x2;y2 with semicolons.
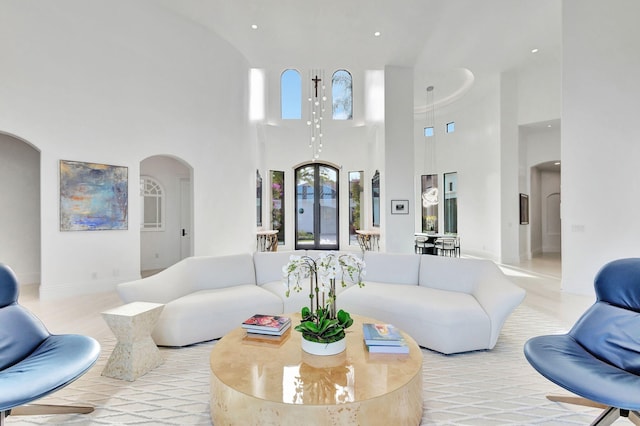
210;313;423;425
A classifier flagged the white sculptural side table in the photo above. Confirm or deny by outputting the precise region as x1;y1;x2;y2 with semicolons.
101;302;164;381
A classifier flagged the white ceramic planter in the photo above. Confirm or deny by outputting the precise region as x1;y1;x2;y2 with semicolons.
301;337;346;356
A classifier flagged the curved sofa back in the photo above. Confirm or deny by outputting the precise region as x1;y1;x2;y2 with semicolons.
362;252;421;285
253;251;305;286
117;253;256;305
187;254;256;291
419;255;487;293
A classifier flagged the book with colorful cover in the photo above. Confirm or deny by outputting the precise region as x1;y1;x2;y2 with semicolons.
362;323;405;346
242;314;291;332
366;341;410;354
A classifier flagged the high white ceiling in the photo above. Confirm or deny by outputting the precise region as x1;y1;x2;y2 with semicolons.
154;0;561;110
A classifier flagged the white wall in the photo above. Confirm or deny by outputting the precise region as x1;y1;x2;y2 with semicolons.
0;1;253;298
0;133;40;284
518;60;561;125
562;0;640;295
416;74;503;260
384;66;414;254
500;70;520;263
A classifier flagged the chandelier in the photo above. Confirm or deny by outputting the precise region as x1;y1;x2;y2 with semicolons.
307;69;326;160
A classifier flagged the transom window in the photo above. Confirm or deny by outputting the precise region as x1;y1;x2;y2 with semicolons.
280;68;354;121
281;69;302;119
332;69;353;120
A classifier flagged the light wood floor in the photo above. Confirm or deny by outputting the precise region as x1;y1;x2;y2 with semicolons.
18;283;121;341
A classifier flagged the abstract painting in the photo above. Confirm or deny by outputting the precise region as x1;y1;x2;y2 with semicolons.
60;160;128;231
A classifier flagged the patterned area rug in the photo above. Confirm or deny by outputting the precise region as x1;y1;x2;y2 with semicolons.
6;305;621;425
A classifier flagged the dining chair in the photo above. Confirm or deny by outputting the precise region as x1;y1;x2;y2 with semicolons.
414;236;434;255
435;237;456;256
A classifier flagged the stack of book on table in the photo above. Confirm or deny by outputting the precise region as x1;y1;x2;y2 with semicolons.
363;323;409;354
242;314;291;342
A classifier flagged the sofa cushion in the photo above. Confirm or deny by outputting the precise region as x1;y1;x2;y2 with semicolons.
152;285;282;347
253;251;305;285
187;254;256;291
419;255;480;293
339;282;490;354
362;252;420;285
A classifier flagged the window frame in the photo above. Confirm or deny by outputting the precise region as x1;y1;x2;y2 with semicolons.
332;69;353;120
140;175;165;232
281;69;302;120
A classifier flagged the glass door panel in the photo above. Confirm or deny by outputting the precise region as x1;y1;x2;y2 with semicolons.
348;171;363;245
296;165;315;248
295;164;339;250
318;166;338;247
444;172;458;234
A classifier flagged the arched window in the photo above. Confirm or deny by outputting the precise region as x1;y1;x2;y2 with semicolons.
140;175;164;231
332;69;353;120
281;69;301;119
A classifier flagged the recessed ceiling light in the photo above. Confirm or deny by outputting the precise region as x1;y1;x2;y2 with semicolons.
554;162;561;166
374;31;381;37
531;48;539;54
251;24;258;30
547;124;552;127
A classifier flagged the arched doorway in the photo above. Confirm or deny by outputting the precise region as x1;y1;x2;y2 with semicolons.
140;155;193;274
0;132;40;284
294;163;339;250
531;161;561;256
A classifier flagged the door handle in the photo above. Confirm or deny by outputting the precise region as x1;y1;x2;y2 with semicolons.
181;229;187;237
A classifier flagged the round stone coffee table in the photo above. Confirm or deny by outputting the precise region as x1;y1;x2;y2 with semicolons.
209;314;423;425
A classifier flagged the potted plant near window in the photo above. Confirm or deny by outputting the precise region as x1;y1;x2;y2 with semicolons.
283;252;365;355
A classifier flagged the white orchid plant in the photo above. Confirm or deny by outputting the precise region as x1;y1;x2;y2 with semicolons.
283;252;365;343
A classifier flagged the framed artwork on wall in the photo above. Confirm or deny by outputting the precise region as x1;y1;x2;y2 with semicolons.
519;193;529;225
391;199;409;215
60;160;129;231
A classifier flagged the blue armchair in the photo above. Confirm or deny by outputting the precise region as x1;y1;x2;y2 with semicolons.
524;258;640;425
0;263;101;424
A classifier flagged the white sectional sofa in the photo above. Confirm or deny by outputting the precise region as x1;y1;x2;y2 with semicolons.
117;250;525;354
116;254;283;347
338;252;525;354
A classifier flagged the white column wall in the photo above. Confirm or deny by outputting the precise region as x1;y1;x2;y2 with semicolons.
384;66;414;253
562;0;640;295
500;71;520;263
0;1;253;298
